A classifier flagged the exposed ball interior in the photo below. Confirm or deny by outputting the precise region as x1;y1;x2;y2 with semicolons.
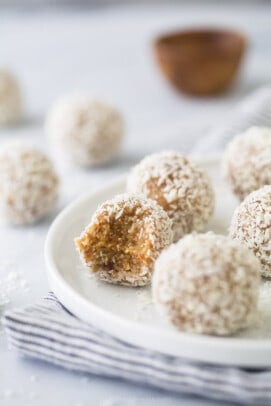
152;233;260;335
75;193;173;287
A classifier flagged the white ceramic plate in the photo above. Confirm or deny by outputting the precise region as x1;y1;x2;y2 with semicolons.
45;157;271;368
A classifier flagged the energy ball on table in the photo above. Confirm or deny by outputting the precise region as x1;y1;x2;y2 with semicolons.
223;126;271;201
0;69;22;125
75;193;173;287
153;233;260;336
230;185;271;278
46;94;124;167
0;142;59;225
127;151;214;241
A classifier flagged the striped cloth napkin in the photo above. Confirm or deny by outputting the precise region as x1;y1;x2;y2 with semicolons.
3;293;271;405
4;86;271;405
192;85;271;155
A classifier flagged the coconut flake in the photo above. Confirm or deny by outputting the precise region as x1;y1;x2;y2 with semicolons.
127;151;214;241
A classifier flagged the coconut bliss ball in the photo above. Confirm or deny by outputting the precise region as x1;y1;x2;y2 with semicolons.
0;142;59;225
46;94;124;167
223;126;271;201
127;151;214;241
152;233;260;336
0;68;22;125
230;185;271;278
75;193;173;287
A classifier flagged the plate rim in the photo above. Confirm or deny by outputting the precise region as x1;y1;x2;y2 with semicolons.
45;156;271;368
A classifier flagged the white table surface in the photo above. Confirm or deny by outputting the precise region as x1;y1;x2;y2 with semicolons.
1;2;271;405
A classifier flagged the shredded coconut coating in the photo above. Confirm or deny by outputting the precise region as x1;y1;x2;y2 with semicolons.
0;142;59;225
223;126;271;201
152;233;260;336
230;185;271;278
127;151;214;241
46;94;124;167
0;69;22;125
75;193;173;287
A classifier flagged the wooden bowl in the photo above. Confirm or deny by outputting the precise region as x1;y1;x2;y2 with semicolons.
154;28;246;96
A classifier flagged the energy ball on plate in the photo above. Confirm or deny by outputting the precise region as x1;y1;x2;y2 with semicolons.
0;68;22;125
230;185;271;278
46;94;124;167
127;151;214;241
153;233;260;336
75;193;173;287
223;126;271;201
0;142;59;225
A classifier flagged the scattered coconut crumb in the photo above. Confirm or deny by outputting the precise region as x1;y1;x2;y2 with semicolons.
0;271;28;306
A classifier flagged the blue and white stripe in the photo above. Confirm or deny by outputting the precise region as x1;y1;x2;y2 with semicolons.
3;293;271;405
192;85;271;155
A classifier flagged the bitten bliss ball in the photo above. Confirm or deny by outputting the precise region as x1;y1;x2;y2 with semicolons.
0;69;22;125
230;185;271;278
75;194;173;287
46;94;124;167
153;234;260;336
127;151;214;241
223;126;271;201
0;142;59;225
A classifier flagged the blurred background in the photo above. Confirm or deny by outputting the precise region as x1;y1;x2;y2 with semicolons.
1;0;271;160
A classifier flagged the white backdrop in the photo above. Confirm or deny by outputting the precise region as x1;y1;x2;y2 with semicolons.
1;2;271;405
